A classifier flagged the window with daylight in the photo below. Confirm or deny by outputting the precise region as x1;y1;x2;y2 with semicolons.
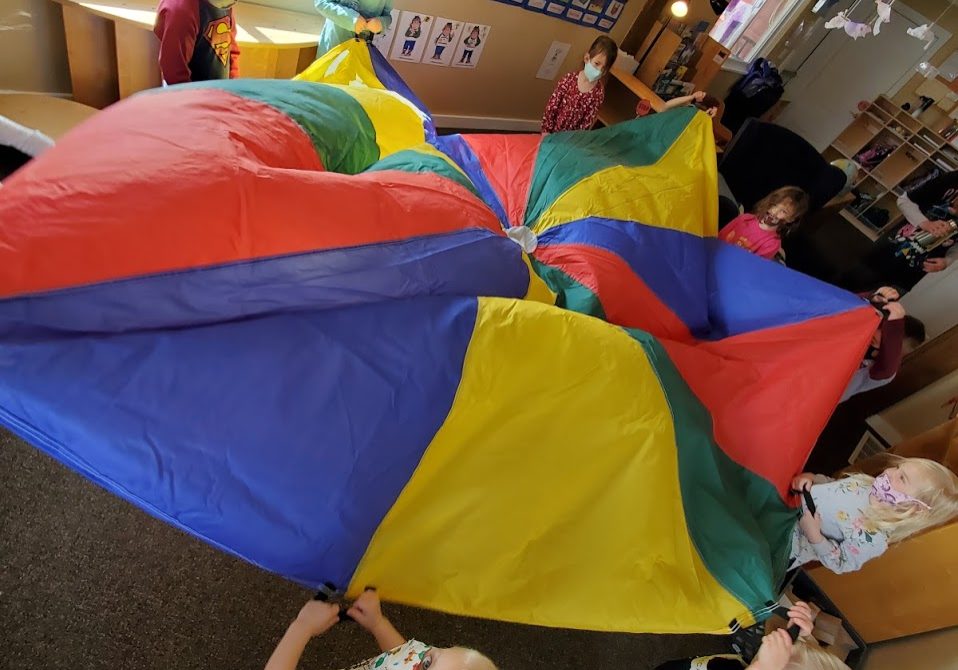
709;0;804;63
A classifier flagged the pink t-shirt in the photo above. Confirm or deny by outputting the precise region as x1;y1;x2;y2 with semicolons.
718;213;781;259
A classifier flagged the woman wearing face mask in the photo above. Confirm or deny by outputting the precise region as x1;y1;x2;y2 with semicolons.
265;589;497;670
541;36;618;134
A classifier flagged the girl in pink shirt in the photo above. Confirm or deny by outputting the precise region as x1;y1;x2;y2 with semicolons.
719;186;809;260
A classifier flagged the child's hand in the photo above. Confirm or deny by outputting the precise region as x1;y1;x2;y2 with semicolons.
347;588;386;632
923;257;950;273
873;286;900;303
790;473;815;492
882;302;906;321
366;17;383;33
749;629;794;670
785;602;815;638
692;91;706;102
798;510;825;544
354;16;368;33
294;600;341;637
918;219;952;237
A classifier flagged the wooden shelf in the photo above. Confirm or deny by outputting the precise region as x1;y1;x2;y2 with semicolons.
828;94;955;247
607;68;667;112
840;208;880;242
52;0;320;108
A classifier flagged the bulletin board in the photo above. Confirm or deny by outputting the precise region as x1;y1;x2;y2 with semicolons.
491;0;628;33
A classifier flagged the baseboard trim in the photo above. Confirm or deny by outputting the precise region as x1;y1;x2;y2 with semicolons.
432;114;541;132
0;90;73;99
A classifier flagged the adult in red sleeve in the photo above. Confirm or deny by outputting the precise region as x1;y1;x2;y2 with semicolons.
541;35;618;134
154;0;240;85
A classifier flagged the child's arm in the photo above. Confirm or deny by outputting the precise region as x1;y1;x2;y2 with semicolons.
869;304;905;380
229;9;240;79
314;0;365;32
541;78;567;134
799;511;889;574
154;0;200;85
265;600;342;670
347;589;406;652
791;473;833;491
663;91;706;111
746;629;794;670
662;94;695;111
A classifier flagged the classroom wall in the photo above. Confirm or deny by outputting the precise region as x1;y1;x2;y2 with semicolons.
255;0;643;121
886;0;958;119
3;0;644;122
0;0;71;94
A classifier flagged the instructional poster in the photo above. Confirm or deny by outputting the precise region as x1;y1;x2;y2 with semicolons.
492;0;627;32
390;11;433;63
452;23;490;69
423;17;464;67
371;8;401;57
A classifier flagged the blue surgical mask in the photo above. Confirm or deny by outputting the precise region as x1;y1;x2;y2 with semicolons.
584;62;603;82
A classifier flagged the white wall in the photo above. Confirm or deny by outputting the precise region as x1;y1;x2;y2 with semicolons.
902;261;958;341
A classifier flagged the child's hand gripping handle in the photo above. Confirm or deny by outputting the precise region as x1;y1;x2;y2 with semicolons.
775;602;815;643
789;487;817;516
313;582;355;622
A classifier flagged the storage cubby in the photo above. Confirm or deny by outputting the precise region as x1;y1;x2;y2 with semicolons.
834;114;886;157
862;192;903;233
827;95;954;241
874;96;899;117
852;130;902;172
849;176;884;215
871;145;925;189
895;110;924;134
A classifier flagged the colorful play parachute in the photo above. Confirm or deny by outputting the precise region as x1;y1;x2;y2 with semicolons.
0;41;878;634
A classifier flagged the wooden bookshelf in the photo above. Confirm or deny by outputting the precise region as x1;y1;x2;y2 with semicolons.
827;95;958;242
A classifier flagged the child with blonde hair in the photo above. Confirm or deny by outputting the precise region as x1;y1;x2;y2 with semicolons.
655;603;851;670
791;456;958;573
266;589;496;670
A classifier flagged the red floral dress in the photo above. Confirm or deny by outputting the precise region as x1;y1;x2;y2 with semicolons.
541;71;604;134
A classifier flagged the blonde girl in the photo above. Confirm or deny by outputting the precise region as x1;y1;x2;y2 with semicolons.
791;456;958;573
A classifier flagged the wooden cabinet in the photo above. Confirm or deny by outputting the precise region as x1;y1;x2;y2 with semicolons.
808;522;958;643
825;95;958;242
53;0;321;108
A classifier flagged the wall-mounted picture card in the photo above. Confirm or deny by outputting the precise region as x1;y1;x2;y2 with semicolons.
424;17;463;66
490;0;627;30
390;11;433;63
371;8;401;57
452;23;490;69
606;0;625;18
